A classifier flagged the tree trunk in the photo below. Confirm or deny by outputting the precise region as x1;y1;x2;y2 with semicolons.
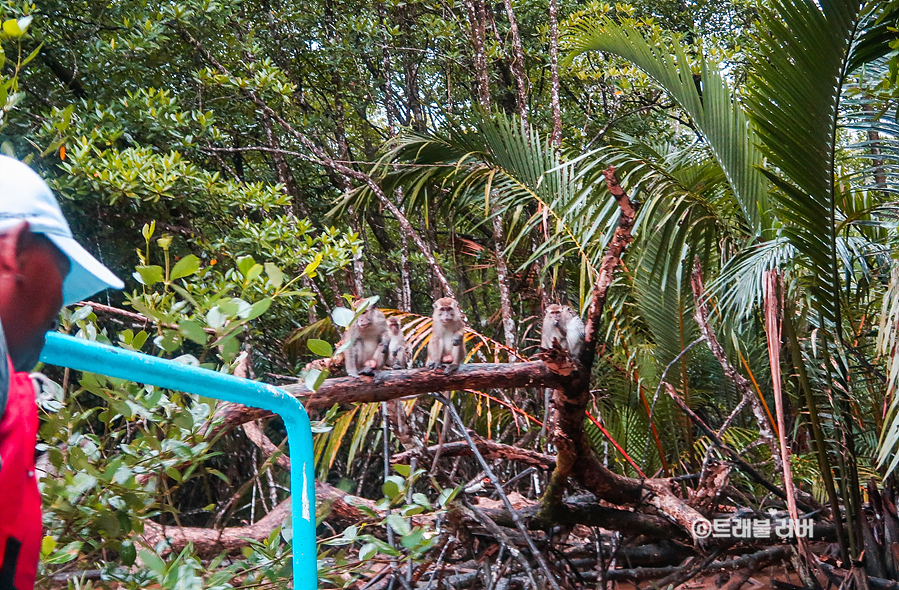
464;0;492;110
465;0;517;348
548;0;562;149
502;0;528;121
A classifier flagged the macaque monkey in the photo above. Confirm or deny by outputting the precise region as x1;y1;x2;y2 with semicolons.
345;305;388;377
427;297;466;374
381;316;409;370
541;304;585;358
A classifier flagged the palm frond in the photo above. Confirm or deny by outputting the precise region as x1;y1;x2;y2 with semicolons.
744;0;865;329
564;18;769;232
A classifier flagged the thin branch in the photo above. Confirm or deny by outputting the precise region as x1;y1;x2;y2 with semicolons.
436;392;561;590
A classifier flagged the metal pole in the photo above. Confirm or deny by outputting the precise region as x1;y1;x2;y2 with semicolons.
39;332;317;589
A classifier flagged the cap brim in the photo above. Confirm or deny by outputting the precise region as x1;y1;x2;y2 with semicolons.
45;234;125;306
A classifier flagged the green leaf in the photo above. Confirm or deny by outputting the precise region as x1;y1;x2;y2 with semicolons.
138;550;166;575
393;463;411;477
70;305;93;323
2;19;22;38
382;475;405;501
178;319;208;345
400;529;425;549
304;368;327;392
245;298;271;321
307;338;333;357
236;255;256;277
358;543;377;561
134;265;164;286
119;540;136;567
264;262;284;288
21;42;41;67
246;263;264;282
170;254;200;280
385;514;411;536
331;307;355;328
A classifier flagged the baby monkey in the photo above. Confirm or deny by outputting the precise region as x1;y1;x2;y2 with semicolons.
427;297;466;374
381;316;409;370
345;305;388;377
541;303;585;358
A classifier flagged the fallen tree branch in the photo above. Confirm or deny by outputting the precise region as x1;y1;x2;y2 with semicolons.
485;496;688;540
662;383;816;513
286;362;568;409
242;420;290;471
141;482;379;557
141;499;292;558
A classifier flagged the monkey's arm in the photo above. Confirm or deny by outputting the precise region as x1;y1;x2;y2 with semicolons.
567;319;585;358
345;342;360;377
445;333;464;374
426;336;440;369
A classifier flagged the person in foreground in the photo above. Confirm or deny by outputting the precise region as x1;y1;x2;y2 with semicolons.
0;155;123;590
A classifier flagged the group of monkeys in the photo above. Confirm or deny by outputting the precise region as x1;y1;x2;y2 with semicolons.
343;296;585;377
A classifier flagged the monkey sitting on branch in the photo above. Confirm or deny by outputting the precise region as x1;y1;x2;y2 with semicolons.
344;303;388;377
427;297;466;374
381;316;409;370
541;303;585;359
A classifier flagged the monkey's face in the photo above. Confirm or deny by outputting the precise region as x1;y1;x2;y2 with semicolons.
358;309;374;328
547;306;564;325
437;305;457;324
388;319;401;334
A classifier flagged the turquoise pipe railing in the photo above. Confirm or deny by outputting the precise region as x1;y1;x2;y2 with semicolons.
39;332;317;589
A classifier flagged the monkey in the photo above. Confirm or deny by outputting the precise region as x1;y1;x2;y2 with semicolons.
427;297;466;374
539;304;585;447
541;304;585;359
344;305;388;377
381;316;409;370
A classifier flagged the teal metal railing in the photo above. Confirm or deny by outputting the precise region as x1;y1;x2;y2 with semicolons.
39;332;317;589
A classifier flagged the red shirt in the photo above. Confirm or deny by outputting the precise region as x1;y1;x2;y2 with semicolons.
0;366;41;590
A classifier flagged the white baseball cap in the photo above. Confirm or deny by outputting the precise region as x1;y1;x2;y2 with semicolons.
0;155;124;305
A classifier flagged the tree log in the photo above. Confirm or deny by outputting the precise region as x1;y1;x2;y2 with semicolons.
285;362;568;409
141;499;292;558
140;482;377;557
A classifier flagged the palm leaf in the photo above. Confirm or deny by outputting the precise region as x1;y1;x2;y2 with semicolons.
744;0;865;329
564;19;769;232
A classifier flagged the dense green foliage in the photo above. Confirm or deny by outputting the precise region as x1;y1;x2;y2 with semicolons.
2;0;899;587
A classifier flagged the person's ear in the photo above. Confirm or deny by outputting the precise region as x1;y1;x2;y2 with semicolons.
0;221;30;274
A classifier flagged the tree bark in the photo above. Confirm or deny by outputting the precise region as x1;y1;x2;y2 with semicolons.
538;167;710;545
464;0;491;110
